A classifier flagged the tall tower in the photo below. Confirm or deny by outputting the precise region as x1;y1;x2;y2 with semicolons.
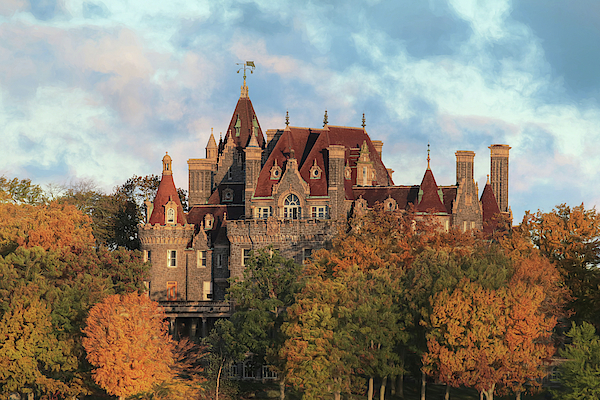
455;150;475;185
489;144;510;213
244;133;262;218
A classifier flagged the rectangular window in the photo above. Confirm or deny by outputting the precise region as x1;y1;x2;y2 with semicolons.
198;250;207;268
462;221;467;232
303;248;313;264
243;361;256;379
242;248;251;266
166;281;177;301
144;250;151;263
471;221;476;230
203;281;213;301
216;254;223;269
262;365;278;380
258;207;271;219
168;250;177;267
311;206;328;219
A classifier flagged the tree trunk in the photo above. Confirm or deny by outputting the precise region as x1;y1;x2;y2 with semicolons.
216;358;224;400
368;377;374;400
445;384;450;400
380;376;387;400
420;371;426;400
391;375;396;396
334;390;341;400
396;372;404;398
279;378;285;400
515;392;521;400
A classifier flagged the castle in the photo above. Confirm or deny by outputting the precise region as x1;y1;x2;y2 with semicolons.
138;75;510;338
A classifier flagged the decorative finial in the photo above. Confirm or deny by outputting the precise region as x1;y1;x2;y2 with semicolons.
487;174;490;184
362;113;366;128
237;61;255;98
290;148;296;159
211;127;213;135
427;143;431;170
285;110;289;126
323;110;328;127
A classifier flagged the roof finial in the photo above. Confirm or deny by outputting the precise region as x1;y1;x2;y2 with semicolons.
362;113;366;128
427;142;431;170
237;61;255;98
487;174;490;184
323;110;328;127
285;110;289;126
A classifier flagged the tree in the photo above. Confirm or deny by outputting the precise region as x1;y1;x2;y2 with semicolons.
0;176;47;205
553;322;600;399
227;248;302;400
82;292;173;400
521;204;600;325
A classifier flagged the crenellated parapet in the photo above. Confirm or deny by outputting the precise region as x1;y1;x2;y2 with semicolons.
139;223;195;246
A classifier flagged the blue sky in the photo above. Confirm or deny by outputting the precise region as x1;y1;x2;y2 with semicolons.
1;0;599;221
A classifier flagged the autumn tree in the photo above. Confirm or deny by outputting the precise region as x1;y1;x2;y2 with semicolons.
0;176;47;205
83;292;173;400
227;248;302;400
0;200;148;398
521;203;600;325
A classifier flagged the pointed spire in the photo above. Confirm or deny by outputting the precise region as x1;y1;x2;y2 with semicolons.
237;61;255;99
362;113;366;128
427;143;431;170
285;110;289;126
323;110;328;127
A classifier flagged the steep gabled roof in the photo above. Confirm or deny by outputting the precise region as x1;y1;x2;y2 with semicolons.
480;182;501;235
187;204;244;244
416;168;447;213
254;125;393;199
149;174;187;225
224;96;265;149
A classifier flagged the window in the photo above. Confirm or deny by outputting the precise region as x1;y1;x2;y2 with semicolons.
258;207;271;219
227;169;233;180
235;115;241;137
311;206;328;219
283;194;301;219
167;208;175;223
362;167;367;185
166;281;177;301
203;281;213;301
471;221;476;230
144;250;151;263
216;254;223;269
243;249;251;266
303;248;313;264
168;250;177;267
198;250;207;268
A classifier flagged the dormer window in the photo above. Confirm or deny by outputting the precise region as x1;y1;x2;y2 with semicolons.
309;159;322;179
235;115;241;137
270;160;282;180
204;214;214;230
164;198;178;225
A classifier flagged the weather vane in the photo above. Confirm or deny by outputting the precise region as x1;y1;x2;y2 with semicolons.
237;61;255;86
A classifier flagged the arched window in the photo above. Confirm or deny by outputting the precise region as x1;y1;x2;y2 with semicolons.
284;194;301;220
167;208;175;224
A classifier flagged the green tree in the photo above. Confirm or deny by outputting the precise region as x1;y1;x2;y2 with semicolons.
0;176;47;205
227;248;302;400
82;292;173;400
553;322;600;400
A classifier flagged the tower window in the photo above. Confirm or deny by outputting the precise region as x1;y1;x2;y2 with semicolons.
168;250;177;267
167;208;175;224
242;248;251;266
198;250;207;268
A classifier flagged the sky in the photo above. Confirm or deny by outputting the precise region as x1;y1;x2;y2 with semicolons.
1;0;600;221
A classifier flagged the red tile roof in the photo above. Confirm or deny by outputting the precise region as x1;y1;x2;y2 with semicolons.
224;97;265;149
480;182;501;235
254;125;393;199
416;168;448;213
149;174;187;225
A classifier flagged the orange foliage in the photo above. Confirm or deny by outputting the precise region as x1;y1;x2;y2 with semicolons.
0;201;94;254
82;292;173;399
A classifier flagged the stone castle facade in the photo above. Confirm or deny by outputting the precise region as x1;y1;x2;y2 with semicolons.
138;80;510;335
